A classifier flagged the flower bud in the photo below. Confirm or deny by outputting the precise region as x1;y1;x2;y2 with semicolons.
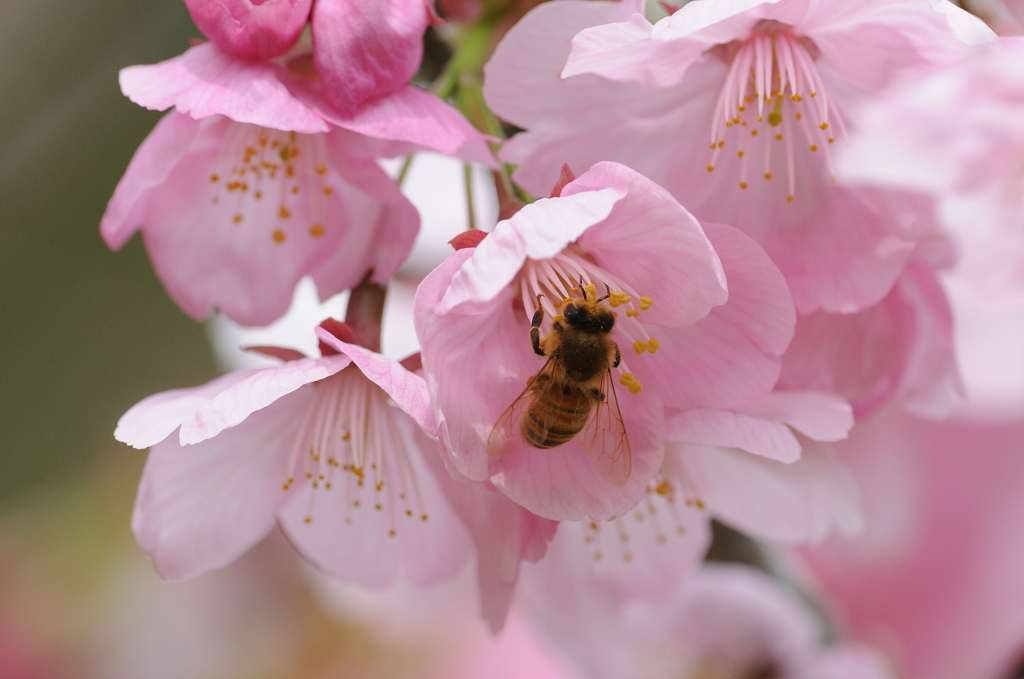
184;0;312;60
312;0;432;114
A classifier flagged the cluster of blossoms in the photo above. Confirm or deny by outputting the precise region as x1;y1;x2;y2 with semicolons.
103;0;1024;676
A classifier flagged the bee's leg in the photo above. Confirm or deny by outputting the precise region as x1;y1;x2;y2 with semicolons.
611;343;621;369
531;298;545;356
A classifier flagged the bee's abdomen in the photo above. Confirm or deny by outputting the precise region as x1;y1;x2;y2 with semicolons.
521;389;591;449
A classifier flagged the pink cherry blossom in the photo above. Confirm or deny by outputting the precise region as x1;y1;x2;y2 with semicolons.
483;0;995;314
665;389;862;544
414;161;799;522
183;0;312;60
312;0;434;114
839;36;1024;303
520;556;896;679
778;258;964;420
102;42;494;326
116;322;472;587
801;407;1024;679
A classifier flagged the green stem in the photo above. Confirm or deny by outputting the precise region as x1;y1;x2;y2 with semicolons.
396;154;415;186
463;163;477;230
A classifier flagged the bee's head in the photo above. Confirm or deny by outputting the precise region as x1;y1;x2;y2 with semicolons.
563;300;615;333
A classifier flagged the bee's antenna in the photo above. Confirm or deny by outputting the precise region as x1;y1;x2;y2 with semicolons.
578;276;587;299
596;283;611;304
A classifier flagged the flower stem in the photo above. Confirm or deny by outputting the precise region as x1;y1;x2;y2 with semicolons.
463;163;478;230
345;275;387;353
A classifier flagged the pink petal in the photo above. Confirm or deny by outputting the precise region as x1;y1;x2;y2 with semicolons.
740;391;854;442
562;0;796;85
120;43;329;133
415;250;529;481
115;369;260;449
179;354;350;445
100;113;205;251
489;388;665;521
566;162;729;328
645;222;794;412
563;13;708;86
183;0;312;60
132;389;309;579
895;260;964;418
308;85;498;167
482;0;647;130
667;409;801;464
440;188;624;313
806;1;994;92
307;129;421;301
312;0;431;114
315;327;436;433
422;448;557;634
669;441;863;543
278;421;472;587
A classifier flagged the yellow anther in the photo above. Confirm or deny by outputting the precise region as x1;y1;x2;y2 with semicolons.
619;372;636;386
764;172;772;180
608;296;621;308
626;309;639;318
820;122;829;130
795;112;802;120
707;165;715;172
737;150;744;158
309;223;325;238
709;143;716;150
628;380;643;394
209;174;219;182
737;105;746;112
278;206;291;219
323;186;334;196
585;283;597;298
633;340;646;355
646;339;660;354
786;195;794;203
739;182;748;189
718;140;725;148
272;229;286;244
232;214;243;224
810;144;818;152
775;133;783;140
751;129;758;136
639;296;652;310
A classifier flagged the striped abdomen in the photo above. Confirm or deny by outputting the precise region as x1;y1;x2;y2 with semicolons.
520;383;594;449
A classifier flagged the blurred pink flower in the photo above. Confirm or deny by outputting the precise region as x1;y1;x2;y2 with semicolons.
779;258;964;419
312;0;435;114
521;556;895;679
414;161;800;522
801;408;1024;679
484;0;994;314
839;36;1024;303
102;42;493;326
183;0;312;59
115;321;472;587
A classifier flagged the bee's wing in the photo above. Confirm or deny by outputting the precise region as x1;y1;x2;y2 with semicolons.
487;358;558;461
581;370;632;487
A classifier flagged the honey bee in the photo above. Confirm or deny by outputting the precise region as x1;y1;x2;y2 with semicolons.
487;281;632;486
